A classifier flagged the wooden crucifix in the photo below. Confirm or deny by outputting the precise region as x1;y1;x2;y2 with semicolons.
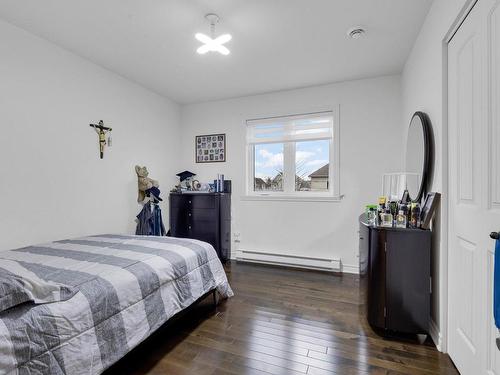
89;120;112;159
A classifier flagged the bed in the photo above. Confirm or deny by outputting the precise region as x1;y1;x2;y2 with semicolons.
0;234;233;375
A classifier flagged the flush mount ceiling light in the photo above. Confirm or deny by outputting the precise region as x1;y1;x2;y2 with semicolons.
347;26;366;39
195;13;232;55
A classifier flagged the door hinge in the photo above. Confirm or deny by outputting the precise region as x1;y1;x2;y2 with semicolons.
430;277;432;294
384;241;387;252
384;307;387;317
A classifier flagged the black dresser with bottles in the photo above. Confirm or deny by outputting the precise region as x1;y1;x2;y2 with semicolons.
169;193;231;263
359;214;431;339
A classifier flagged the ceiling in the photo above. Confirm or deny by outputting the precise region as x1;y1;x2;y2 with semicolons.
0;0;433;104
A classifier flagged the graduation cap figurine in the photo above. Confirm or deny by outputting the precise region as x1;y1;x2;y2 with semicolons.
176;171;196;190
176;171;196;182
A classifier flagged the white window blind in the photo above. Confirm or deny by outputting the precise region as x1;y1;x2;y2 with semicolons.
246;112;334;144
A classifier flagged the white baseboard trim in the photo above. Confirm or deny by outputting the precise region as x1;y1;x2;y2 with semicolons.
236;249;341;272
341;263;360;274
429;318;442;352
234;249;359;274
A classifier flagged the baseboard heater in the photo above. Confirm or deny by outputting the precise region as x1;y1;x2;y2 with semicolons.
235;249;341;272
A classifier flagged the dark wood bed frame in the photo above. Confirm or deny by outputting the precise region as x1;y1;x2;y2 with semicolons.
154;288;219;331
208;288;219;308
174;288;219;318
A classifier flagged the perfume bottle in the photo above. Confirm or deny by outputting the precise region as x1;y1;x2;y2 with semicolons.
389;201;398;217
410;203;421;228
389;200;398;226
396;210;407;228
378;196;387;224
366;206;377;225
380;209;393;227
399;203;408;225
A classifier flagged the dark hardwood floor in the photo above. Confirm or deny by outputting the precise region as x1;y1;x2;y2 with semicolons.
105;262;458;375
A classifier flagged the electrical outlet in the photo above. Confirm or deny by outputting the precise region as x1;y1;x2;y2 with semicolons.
233;232;241;251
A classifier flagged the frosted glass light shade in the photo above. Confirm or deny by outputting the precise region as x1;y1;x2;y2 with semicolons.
195;33;231;55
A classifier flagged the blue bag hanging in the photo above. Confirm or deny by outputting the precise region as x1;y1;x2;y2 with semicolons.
494;237;500;329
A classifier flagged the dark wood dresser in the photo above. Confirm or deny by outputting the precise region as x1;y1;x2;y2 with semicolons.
169;193;231;263
359;214;431;340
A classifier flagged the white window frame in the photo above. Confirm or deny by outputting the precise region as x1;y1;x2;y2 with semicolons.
244;107;341;201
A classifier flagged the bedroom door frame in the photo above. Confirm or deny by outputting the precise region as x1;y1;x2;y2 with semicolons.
441;0;478;354
446;1;500;373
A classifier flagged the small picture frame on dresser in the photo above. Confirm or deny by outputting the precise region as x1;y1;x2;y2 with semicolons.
196;134;226;163
421;192;441;229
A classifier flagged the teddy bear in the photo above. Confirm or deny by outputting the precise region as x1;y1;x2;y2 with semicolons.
135;165;159;203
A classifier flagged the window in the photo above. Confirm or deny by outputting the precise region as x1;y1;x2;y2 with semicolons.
254;143;284;191
247;111;338;198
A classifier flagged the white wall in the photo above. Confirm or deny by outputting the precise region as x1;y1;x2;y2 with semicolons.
401;0;471;350
180;75;402;272
0;20;181;251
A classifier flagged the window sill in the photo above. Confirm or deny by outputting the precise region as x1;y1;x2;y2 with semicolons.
240;194;344;203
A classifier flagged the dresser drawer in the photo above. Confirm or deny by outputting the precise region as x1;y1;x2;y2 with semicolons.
186;221;217;248
190;220;216;235
171;194;216;209
188;208;216;222
170;194;188;208
192;195;216;209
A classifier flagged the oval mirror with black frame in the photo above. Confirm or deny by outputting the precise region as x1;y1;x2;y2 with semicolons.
405;111;432;203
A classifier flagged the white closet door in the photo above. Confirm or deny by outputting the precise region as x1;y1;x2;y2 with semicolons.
486;1;500;374
448;0;500;373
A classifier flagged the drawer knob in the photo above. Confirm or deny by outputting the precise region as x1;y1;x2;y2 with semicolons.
188;213;192;216
188;200;192;204
188;225;191;229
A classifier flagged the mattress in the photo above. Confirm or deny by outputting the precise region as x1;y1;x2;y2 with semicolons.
0;234;233;375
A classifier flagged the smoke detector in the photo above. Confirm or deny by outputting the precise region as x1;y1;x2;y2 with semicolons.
347;27;366;39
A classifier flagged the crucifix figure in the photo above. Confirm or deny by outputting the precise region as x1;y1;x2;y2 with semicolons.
89;120;112;159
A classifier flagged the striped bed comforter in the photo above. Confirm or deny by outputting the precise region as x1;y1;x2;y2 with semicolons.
0;234;233;375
